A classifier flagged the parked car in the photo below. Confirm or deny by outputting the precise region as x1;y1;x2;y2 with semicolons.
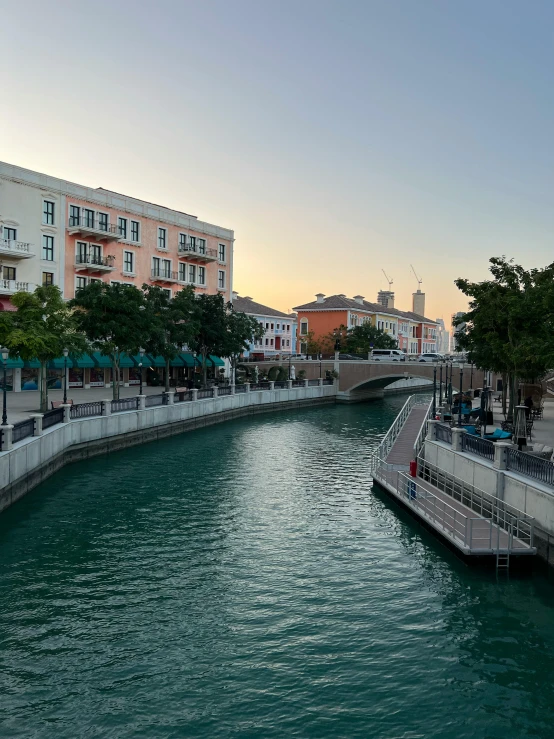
371;349;406;362
418;353;445;362
338;353;359;360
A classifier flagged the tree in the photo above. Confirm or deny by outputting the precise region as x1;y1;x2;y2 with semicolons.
188;293;230;387
222;306;265;380
3;286;86;412
300;329;326;355
454;257;554;417
142;285;199;391
345;323;397;354
71;282;153;400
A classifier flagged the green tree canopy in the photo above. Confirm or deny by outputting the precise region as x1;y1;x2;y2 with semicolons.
345;323;397;353
70;282;153;400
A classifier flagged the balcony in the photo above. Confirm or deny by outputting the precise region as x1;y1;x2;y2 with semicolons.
178;245;218;263
0;279;36;295
75;255;116;273
151;269;180;284
67;216;122;242
0;238;35;259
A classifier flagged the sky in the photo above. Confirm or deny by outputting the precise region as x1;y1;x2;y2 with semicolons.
2;0;553;325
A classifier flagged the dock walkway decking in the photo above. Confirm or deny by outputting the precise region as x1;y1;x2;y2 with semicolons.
372;398;535;561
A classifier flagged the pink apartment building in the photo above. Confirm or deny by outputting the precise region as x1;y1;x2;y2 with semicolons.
0;161;233;305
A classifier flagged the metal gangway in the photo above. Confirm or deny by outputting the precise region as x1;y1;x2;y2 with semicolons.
371;396;536;564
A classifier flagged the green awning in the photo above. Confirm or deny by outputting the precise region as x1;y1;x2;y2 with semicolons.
179;352;199;367
72;353;95;368
49;357;74;370
148;355;168;368
170;355;185;367
92;352;112;368
131;353;153;367
209;355;225;367
118;353;134;368
4;357;24;368
24;359;41;369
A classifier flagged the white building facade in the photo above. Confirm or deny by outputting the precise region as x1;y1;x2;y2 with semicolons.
232;294;297;358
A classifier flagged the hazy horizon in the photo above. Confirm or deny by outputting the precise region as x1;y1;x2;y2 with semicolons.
3;0;553;324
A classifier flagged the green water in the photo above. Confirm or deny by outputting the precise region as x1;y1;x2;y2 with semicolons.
1;396;554;738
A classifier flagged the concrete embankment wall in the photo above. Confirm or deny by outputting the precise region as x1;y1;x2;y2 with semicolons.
424;439;554;565
0;385;336;514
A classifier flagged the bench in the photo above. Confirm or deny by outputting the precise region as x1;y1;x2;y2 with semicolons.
51;399;73;409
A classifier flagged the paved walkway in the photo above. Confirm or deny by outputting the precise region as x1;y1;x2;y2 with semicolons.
4;386;169;423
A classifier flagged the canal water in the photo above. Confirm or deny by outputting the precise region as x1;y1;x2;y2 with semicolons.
1;396;554;738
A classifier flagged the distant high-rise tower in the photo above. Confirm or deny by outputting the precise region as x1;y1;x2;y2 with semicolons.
377;290;395;309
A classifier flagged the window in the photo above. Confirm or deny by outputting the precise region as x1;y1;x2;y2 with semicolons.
265;322;269;329
287;324;290;331
76;276;88;291
265;339;269;346
76;241;88;262
300;320;308;335
270;339;274;346
197;238;206;255
162;288;171;299
42;272;54;287
271;323;274;330
179;233;186;251
69;205;80;226
118;217;128;239
162;259;171;277
276;324;280;330
158;228;167;250
179;263;187;282
152;257;160;275
43;200;55;225
98;212;108;232
90;278;102;284
189;236;196;252
218;243;226;262
198;266;205;285
3;266;15;281
218;270;225;289
123;251;134;273
84;209;95;228
286;340;290;347
42;235;54;261
3;227;16;241
90;244;101;263
189;264;196;283
130;220;140;242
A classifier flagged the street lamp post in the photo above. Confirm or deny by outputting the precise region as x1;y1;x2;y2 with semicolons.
432;362;437;418
319;353;322;379
62;348;69;405
439;361;443;405
457;363;464;427
139;347;145;395
470;362;474;390
1;347;8;425
288;353;292;379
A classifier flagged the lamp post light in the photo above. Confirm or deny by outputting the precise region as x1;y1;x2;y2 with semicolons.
62;348;69;405
0;347;8;425
457;363;464;427
432;362;437;418
139;347;145;395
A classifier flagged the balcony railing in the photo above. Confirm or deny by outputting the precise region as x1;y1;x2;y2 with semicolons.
67;215;121;240
178;245;218;261
151;269;180;282
75;254;115;270
0;279;33;294
0;238;34;258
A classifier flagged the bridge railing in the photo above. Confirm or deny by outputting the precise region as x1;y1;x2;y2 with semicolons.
413;399;434;458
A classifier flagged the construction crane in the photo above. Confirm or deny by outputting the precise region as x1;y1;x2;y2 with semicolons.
381;269;393;290
410;264;423;290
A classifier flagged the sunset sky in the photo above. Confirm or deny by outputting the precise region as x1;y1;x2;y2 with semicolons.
2;0;553;325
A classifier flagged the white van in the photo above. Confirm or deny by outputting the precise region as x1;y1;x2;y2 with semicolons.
371;349;406;362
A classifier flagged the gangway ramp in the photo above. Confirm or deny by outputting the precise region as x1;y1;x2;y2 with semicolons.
371;396;536;561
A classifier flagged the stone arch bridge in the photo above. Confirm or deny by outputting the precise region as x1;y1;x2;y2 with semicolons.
254;359;492;403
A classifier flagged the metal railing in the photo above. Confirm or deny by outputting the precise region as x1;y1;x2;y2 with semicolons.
506;448;554;487
234;385;247;393
42;407;65;429
175;389;193;402
178;244;218;259
217;386;232;396
75;254;115;268
68;215;119;234
435;423;452;444
0;238;32;254
273;381;288;389
322;378;334;385
308;379;320;386
111;397;138;413
12;418;35;443
197;388;214;399
292;380;305;387
417;458;534;549
461;433;495;461
377;395;421;463
145;393;167;407
413;399;434;458
71;401;103;419
151;269;179;281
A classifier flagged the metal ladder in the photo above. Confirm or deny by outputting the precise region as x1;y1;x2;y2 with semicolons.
496;523;512;570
